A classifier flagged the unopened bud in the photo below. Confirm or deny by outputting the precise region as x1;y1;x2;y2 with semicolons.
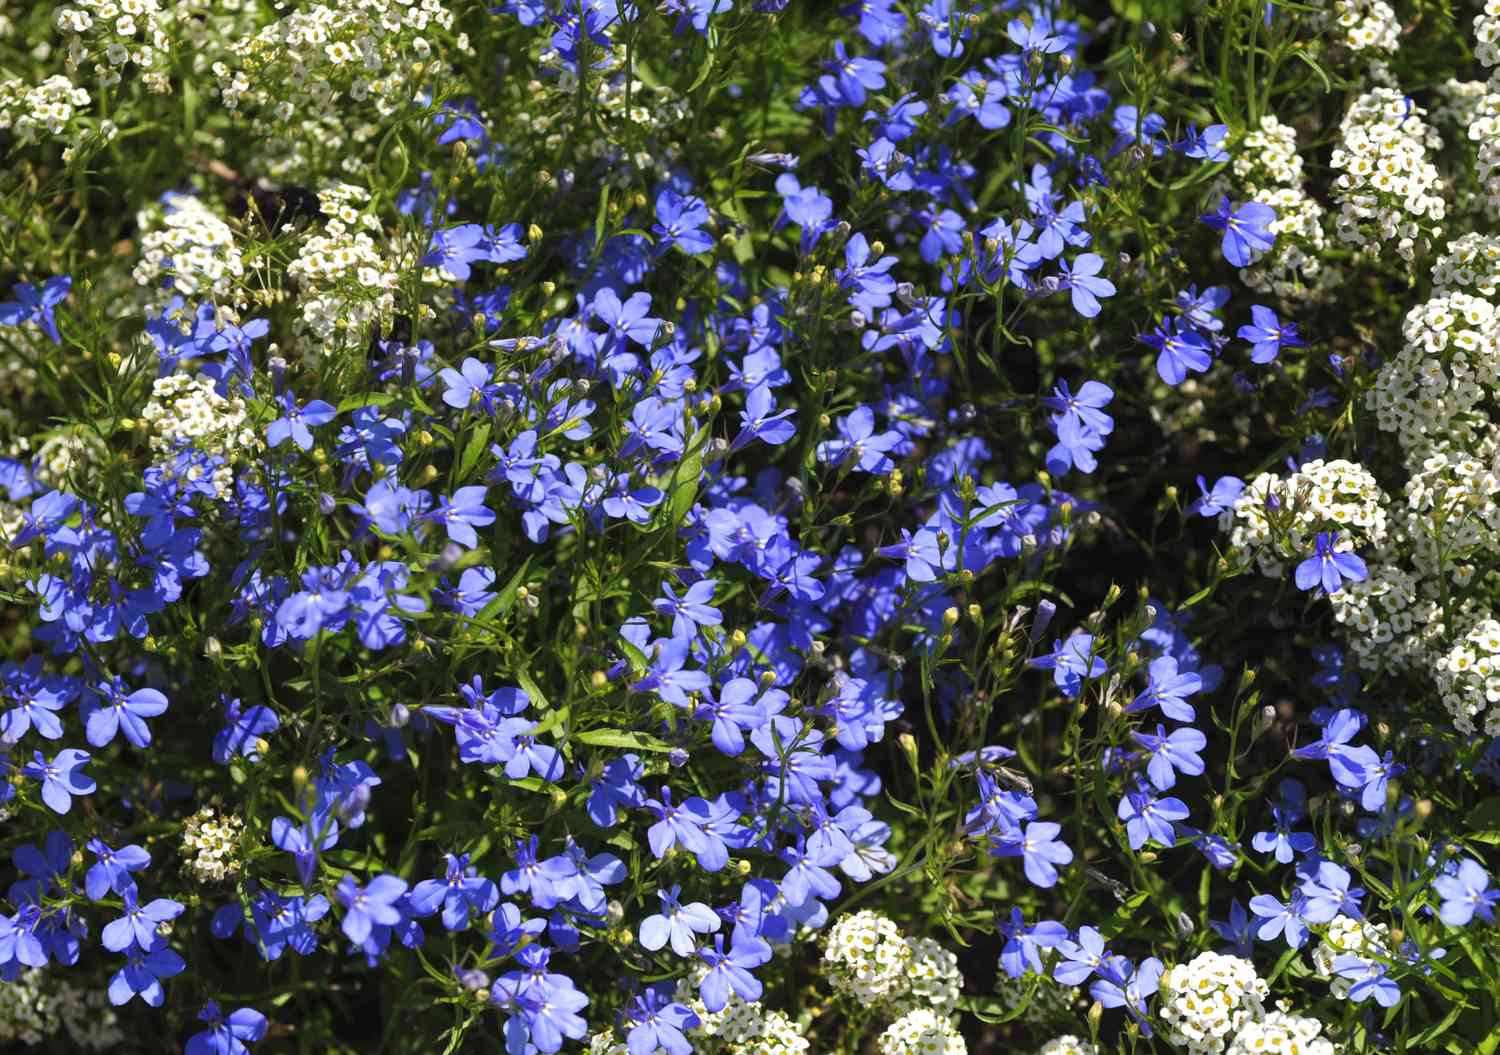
591;671;608;691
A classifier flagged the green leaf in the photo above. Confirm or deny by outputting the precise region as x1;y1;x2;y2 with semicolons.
573;728;675;752
456;420;492;483
669;423;711;526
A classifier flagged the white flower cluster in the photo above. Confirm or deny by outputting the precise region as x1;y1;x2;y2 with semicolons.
1227;116;1339;303
0;74;98;150
891;935;963;1016
1036;1037;1097;1055
215;0;467;126
1225;1010;1337;1055
1157;952;1269;1055
1330;88;1446;260
1329;0;1400;56
875;1009;966;1055
139;372;258;492
822;909;912;1003
285;183;402;343
133;193;246;305
181;804;245;883
671;973;810;1055
0;969;124;1050
1434;618;1500;734
55;0;173;92
1369;290;1500;451
1226;459;1388;578
1311;915;1391;999
575;74;694;187
821;910;963;1014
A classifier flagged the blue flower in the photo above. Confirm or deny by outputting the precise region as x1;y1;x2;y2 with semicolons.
336;874;408;944
1057;253;1116;318
266;393;337;451
423;487;495;549
653;578;722;639
997;908;1068;978
85;838;151;900
107;934;185;1006
1131;723;1207;790
103;890;186;952
1116;782;1189;849
696;934;770;1011
1294;532;1368;594
0;276;71;344
988;820;1074;888
1332;955;1401;1007
1237;304;1305;364
1248;892;1310;948
1200;196;1277;267
653;190;714;256
22;748;95;814
1434;859;1499;926
639;885;720;956
213;696;280;764
1187;475;1244;518
83;677;168;749
1174;123;1229;162
1052;925;1109;985
186;1001;269;1055
1030;634;1108;697
625;987;700;1055
409;853;500;932
1089;955;1162;1035
1140;317;1213;385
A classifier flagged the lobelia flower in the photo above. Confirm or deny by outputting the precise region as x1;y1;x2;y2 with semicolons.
652;190;714;256
409;853;500;932
1052;925;1109;985
988;820;1074;888
1291;708;1379;791
186;1001;269;1055
731;384;796;451
1332;955;1401;1007
1056;252;1116;317
1211;900;1256;957
696;933;771;1011
1126;656;1202;722
85;839;151;900
1175;123;1230;162
639;884;720;956
1298;861;1364;923
1433;859;1499;926
1116;782;1189;849
103;890;186;952
653;578;722;639
624;987;700;1055
213;697;280;764
107;934;185;1006
997;908;1069;978
422;487;496;549
1139;317;1213;386
1200;196;1277;267
1030;633;1108;697
1090;955;1163;1035
1237;304;1305;364
82;677;169;749
1295;532;1367;594
0;276;71;343
1248;891;1310;948
1187;474;1244;518
440;357;503;412
266;393;337;452
22;748;95;814
1130;723;1208;790
816;405;904;474
336;874;408;944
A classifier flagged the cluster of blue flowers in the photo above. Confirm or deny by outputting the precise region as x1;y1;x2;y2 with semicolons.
1;0;1498;1051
